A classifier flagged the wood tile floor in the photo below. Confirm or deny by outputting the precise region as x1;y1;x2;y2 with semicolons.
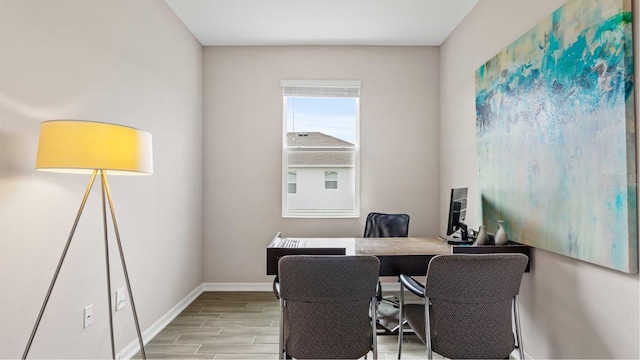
133;291;438;359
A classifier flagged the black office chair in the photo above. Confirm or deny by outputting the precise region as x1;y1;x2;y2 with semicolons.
397;254;528;359
364;212;410;304
364;212;410;238
364;212;409;333
278;255;380;359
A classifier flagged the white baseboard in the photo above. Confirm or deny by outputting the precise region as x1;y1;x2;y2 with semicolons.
118;284;204;360
202;282;398;292
379;282;402;292
202;282;273;292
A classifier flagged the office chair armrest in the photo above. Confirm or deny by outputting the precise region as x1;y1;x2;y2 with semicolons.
399;274;424;298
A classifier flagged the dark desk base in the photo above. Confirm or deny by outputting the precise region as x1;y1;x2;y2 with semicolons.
266;237;531;275
269;251;440;276
266;247;346;275
376;254;441;276
452;241;531;272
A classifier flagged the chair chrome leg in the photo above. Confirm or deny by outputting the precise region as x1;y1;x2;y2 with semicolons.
513;295;524;360
397;283;404;359
371;297;378;359
279;298;285;360
424;296;432;360
272;276;280;299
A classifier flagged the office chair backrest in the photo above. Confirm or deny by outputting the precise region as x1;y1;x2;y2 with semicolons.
279;255;380;359
364;212;410;238
424;254;528;359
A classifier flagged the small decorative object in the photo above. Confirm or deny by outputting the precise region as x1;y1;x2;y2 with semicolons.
475;225;490;245
495;220;508;245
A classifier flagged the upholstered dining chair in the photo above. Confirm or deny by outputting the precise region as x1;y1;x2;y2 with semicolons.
278;255;380;359
397;253;528;359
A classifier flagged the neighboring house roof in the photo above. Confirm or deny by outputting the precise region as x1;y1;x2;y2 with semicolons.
287;132;354;167
287;132;354;147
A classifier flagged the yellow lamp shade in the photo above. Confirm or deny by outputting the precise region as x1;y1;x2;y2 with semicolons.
36;120;153;175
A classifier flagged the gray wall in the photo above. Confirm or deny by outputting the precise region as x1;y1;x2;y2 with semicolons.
203;46;440;282
440;0;640;358
0;0;204;357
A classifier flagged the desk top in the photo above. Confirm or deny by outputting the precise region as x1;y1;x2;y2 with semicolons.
267;235;454;276
268;235;452;256
356;237;451;256
266;233;531;275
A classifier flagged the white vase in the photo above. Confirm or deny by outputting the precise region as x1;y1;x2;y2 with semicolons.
475;225;490;245
495;220;508;245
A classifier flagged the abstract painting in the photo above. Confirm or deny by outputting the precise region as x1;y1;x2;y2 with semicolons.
475;0;637;273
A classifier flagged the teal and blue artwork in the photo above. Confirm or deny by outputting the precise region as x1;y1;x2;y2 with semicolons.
475;0;637;273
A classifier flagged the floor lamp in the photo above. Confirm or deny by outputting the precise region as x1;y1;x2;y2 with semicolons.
23;120;153;359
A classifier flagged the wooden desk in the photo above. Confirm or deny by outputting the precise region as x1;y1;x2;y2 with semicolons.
268;235;438;276
267;234;531;276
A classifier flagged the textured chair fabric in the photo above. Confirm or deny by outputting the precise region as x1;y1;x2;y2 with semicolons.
364;212;410;238
278;255;380;359
398;254;528;359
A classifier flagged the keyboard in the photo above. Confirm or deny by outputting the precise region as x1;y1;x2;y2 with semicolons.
280;238;305;248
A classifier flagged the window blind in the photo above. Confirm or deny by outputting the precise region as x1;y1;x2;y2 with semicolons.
281;80;360;98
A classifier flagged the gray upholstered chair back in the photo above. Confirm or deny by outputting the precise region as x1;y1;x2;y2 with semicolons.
278;255;380;359
423;254;528;359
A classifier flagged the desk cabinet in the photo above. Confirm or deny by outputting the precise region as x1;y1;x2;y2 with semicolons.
452;242;531;272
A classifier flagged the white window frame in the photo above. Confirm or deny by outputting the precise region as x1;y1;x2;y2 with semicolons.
281;80;361;218
325;171;338;190
287;171;297;194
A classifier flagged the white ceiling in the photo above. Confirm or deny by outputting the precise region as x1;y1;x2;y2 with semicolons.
164;0;479;46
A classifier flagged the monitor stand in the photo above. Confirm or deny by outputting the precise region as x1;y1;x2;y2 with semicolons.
444;228;473;245
446;236;474;245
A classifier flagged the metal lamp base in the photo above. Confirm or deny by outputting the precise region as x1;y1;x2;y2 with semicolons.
22;170;147;359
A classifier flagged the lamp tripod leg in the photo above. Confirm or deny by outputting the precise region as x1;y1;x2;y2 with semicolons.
100;171;116;359
22;170;99;360
101;172;147;359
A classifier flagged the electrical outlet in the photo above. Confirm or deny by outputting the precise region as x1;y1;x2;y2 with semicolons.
84;305;93;328
115;287;126;311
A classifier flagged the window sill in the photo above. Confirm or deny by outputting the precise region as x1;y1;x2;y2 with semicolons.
283;210;360;219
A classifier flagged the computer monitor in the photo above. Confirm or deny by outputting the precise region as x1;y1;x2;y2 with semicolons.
446;187;469;241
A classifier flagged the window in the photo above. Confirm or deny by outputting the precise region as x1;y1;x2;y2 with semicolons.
325;171;338;189
282;80;360;218
287;171;297;194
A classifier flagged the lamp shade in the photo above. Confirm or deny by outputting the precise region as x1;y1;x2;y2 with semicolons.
36;120;153;175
